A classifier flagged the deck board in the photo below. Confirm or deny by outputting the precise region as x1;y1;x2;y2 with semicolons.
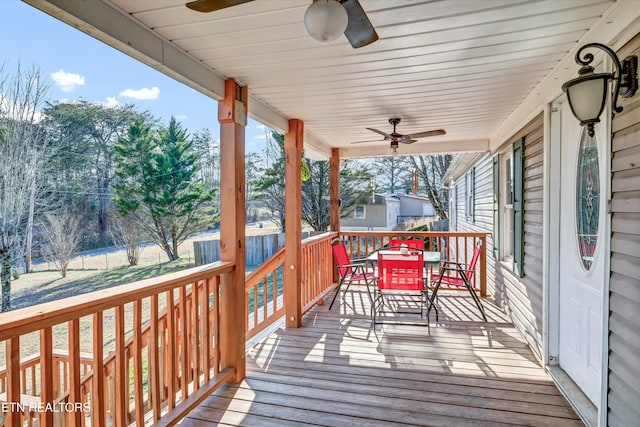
181;289;581;426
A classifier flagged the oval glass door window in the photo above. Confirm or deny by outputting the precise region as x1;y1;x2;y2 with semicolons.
576;127;599;270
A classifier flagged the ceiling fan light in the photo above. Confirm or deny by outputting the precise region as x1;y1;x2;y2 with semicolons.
304;0;348;42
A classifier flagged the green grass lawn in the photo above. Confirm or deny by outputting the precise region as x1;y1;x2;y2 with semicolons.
10;258;194;310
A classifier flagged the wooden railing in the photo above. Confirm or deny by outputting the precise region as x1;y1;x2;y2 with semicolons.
300;232;337;315
0;230;489;426
338;231;488;297
0;262;235;427
244;232;338;339
245;247;286;340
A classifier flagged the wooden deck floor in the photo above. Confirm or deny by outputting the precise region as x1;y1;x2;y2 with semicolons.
181;288;582;426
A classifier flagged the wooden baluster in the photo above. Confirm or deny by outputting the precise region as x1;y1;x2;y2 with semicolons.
202;278;212;382
132;299;144;426
19;366;25;394
150;294;161;421
113;305;127;426
68;319;82;426
165;289;176;410
92;312;106;427
40;327;54;427
160;316;167;403
213;277;221;375
179;285;189;400
6;337;21;427
192;282;200;391
252;283;257;332
52;359;60;401
31;365;35;395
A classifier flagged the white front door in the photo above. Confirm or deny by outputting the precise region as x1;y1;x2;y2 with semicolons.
557;100;606;405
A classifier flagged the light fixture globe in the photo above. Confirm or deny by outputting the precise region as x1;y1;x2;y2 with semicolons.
562;64;613;137
304;0;348;42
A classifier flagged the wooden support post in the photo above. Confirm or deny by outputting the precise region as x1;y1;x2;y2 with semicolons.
284;119;304;328
218;78;247;383
480;234;487;297
329;148;340;232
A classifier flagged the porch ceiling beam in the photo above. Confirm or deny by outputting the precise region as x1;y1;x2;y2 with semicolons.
490;0;640;150
303;131;333;160
339;138;489;159
24;0;290;133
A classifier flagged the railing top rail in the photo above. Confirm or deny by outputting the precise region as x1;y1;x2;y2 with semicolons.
0;261;234;341
338;231;490;237
300;232;338;247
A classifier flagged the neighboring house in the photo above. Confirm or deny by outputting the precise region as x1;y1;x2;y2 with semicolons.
342;193;436;231
444;33;640;427
341;194;400;231
397;193;436;222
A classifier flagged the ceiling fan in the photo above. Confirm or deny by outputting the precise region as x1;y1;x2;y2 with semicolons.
352;118;446;154
185;0;379;48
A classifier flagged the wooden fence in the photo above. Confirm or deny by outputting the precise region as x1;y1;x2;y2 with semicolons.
193;231;322;266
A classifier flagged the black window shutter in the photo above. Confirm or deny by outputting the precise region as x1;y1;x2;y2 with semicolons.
492;156;500;259
513;137;525;278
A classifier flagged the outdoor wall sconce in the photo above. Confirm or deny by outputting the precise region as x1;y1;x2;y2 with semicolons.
304;0;348;42
562;42;638;137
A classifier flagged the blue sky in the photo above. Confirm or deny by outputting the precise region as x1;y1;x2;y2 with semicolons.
0;0;267;152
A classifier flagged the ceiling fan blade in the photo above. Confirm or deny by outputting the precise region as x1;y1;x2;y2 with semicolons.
342;0;379;48
399;138;418;145
366;127;391;138
185;0;254;13
405;129;447;139
350;139;384;144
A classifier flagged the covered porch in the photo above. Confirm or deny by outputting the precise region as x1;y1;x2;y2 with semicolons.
4;0;640;425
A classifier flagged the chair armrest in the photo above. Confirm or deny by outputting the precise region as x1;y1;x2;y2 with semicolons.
440;260;464;267
439;266;474;274
340;262;367;269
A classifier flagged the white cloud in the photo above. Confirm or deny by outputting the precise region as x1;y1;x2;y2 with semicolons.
103;97;119;108
118;86;160;100
174;114;188;120
255;133;267;140
0;93;44;123
50;69;85;92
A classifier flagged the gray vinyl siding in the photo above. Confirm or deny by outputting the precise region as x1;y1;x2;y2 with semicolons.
497;115;544;360
608;91;640;426
452;114;544;360
453;155;496;295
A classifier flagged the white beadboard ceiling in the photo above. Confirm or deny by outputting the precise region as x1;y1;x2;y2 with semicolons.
27;0;626;158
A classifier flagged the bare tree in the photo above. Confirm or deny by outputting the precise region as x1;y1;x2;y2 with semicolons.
40;211;83;278
374;156;411;193
409;154;453;218
0;63;50;310
110;214;144;266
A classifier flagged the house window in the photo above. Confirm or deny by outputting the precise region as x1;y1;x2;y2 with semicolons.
495;138;525;277
354;205;366;219
465;167;475;222
501;154;514;259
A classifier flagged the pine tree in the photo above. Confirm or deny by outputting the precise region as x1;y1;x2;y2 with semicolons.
113;117;217;261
